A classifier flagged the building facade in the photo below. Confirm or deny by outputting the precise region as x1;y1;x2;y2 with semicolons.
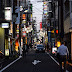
63;0;72;61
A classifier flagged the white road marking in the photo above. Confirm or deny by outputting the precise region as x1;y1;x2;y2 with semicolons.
50;56;60;65
32;60;41;65
47;52;69;72
66;70;69;72
0;56;22;72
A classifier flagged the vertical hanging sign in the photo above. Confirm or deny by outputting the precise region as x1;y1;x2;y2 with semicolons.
48;31;51;42
40;22;42;30
22;28;26;37
23;31;26;37
5;7;12;20
22;14;26;20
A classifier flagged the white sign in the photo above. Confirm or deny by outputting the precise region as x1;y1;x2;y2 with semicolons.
20;6;23;11
32;60;41;65
5;7;12;20
5;49;9;56
23;31;26;37
2;23;9;28
52;47;57;54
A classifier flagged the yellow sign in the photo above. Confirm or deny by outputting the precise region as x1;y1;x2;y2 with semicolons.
16;30;19;33
57;41;61;47
31;14;32;17
22;14;26;19
15;46;18;52
51;30;54;33
25;37;27;44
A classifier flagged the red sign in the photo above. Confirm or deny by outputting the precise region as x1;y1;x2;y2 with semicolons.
40;22;42;30
56;30;58;34
22;14;26;20
23;31;26;37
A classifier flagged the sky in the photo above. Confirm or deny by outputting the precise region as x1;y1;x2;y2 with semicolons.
30;0;43;32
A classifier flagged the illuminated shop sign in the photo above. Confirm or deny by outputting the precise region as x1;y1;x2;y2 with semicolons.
52;47;57;54
5;7;12;20
43;2;48;15
5;49;9;56
20;6;23;11
22;14;26;19
2;23;9;28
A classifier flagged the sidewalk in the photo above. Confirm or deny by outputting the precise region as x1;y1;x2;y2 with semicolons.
0;55;19;70
49;52;72;72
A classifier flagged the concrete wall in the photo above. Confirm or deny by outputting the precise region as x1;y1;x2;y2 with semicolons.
64;16;70;34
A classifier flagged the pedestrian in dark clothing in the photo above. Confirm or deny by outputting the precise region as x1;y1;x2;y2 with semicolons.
57;41;69;72
23;43;26;57
47;43;49;52
27;44;29;52
23;44;29;57
23;47;26;57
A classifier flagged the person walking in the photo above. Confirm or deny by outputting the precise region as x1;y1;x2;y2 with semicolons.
57;41;69;72
47;43;49;52
23;43;26;57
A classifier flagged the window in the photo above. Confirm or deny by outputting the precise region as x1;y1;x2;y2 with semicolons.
71;2;72;12
64;1;70;18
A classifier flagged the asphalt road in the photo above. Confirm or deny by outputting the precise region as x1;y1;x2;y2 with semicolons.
2;49;60;72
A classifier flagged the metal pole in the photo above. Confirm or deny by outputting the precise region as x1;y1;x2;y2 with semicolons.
19;0;22;56
12;0;16;55
11;0;13;56
53;2;56;38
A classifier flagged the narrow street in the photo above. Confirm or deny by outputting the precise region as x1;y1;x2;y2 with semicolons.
0;0;72;72
2;49;60;72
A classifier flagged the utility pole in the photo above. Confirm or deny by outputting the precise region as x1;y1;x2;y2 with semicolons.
19;0;22;56
12;0;16;55
13;0;16;38
53;2;56;38
23;0;26;56
58;0;64;41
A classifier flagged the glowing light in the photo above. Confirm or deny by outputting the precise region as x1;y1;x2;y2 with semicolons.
57;41;61;47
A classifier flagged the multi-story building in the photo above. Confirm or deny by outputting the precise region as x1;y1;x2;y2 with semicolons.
0;0;5;53
47;0;58;48
63;0;72;61
0;0;12;55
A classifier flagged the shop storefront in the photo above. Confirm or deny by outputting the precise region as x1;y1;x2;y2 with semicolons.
0;27;4;53
64;33;71;61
